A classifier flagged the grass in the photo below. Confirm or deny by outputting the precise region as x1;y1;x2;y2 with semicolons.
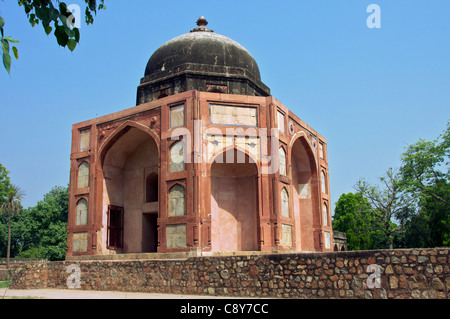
1;280;49;298
0;280;10;288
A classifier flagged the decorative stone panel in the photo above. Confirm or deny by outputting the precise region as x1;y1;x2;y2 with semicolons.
166;224;187;248
72;232;88;252
210;104;257;127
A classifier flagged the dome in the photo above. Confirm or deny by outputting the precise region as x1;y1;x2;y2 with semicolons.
145;20;261;81
137;17;270;105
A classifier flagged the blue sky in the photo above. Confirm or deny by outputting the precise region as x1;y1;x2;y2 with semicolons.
0;0;449;210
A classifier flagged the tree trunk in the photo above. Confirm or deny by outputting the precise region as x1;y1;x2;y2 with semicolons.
6;212;11;269
388;235;394;250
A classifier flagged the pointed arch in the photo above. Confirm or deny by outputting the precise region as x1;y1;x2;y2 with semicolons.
290;130;320;252
77;161;90;188
289;131;317;171
99;121;160;254
279;146;287;176
76;198;88;226
168;183;186;217
98;120;160;167
321;170;327;194
208;145;260;177
169;140;186;173
210;147;259;252
280;187;289;218
322;202;328;226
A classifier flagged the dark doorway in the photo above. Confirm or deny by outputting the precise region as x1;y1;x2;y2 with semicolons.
107;205;124;249
142;213;158;253
146;173;158;202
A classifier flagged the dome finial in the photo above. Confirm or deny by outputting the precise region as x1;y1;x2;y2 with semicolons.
197;16;208;27
191;16;214;33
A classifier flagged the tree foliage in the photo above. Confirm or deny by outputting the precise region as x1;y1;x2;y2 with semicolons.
400;121;450;207
1;0;106;73
18;186;69;260
354;168;414;249
0;164;69;261
0;163;14;258
0;184;25;268
334;122;449;250
333;192;375;250
399;122;450;247
402;191;449;248
0;16;19;74
0;163;13;205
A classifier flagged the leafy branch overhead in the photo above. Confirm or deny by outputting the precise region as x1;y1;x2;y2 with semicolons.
0;17;19;74
0;0;106;73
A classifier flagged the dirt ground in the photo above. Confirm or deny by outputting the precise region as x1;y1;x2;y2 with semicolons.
0;288;237;299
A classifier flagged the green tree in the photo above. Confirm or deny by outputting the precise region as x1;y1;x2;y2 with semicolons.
0;163;13;204
335;122;449;250
355;168;414;249
400;121;450;207
0;163;21;259
19;186;68;260
400;177;449;248
0;163;13;259
333;192;374;250
0;184;25;268
400;122;450;248
0;210;23;259
402;192;449;248
1;0;106;73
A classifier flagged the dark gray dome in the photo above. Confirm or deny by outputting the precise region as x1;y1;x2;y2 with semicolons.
136;17;270;105
145;30;261;81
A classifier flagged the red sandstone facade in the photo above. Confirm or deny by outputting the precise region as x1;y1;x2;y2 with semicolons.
66;18;333;258
67;91;333;257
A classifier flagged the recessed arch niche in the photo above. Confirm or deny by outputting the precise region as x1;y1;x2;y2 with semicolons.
101;126;159;253
210;148;258;252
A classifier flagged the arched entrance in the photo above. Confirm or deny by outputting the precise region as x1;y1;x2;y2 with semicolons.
101;126;159;253
210;148;259;252
290;135;318;251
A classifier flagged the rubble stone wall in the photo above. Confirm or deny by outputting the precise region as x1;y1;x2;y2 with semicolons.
10;248;449;299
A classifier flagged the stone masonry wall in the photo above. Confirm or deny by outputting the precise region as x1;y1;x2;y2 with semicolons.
10;248;449;299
